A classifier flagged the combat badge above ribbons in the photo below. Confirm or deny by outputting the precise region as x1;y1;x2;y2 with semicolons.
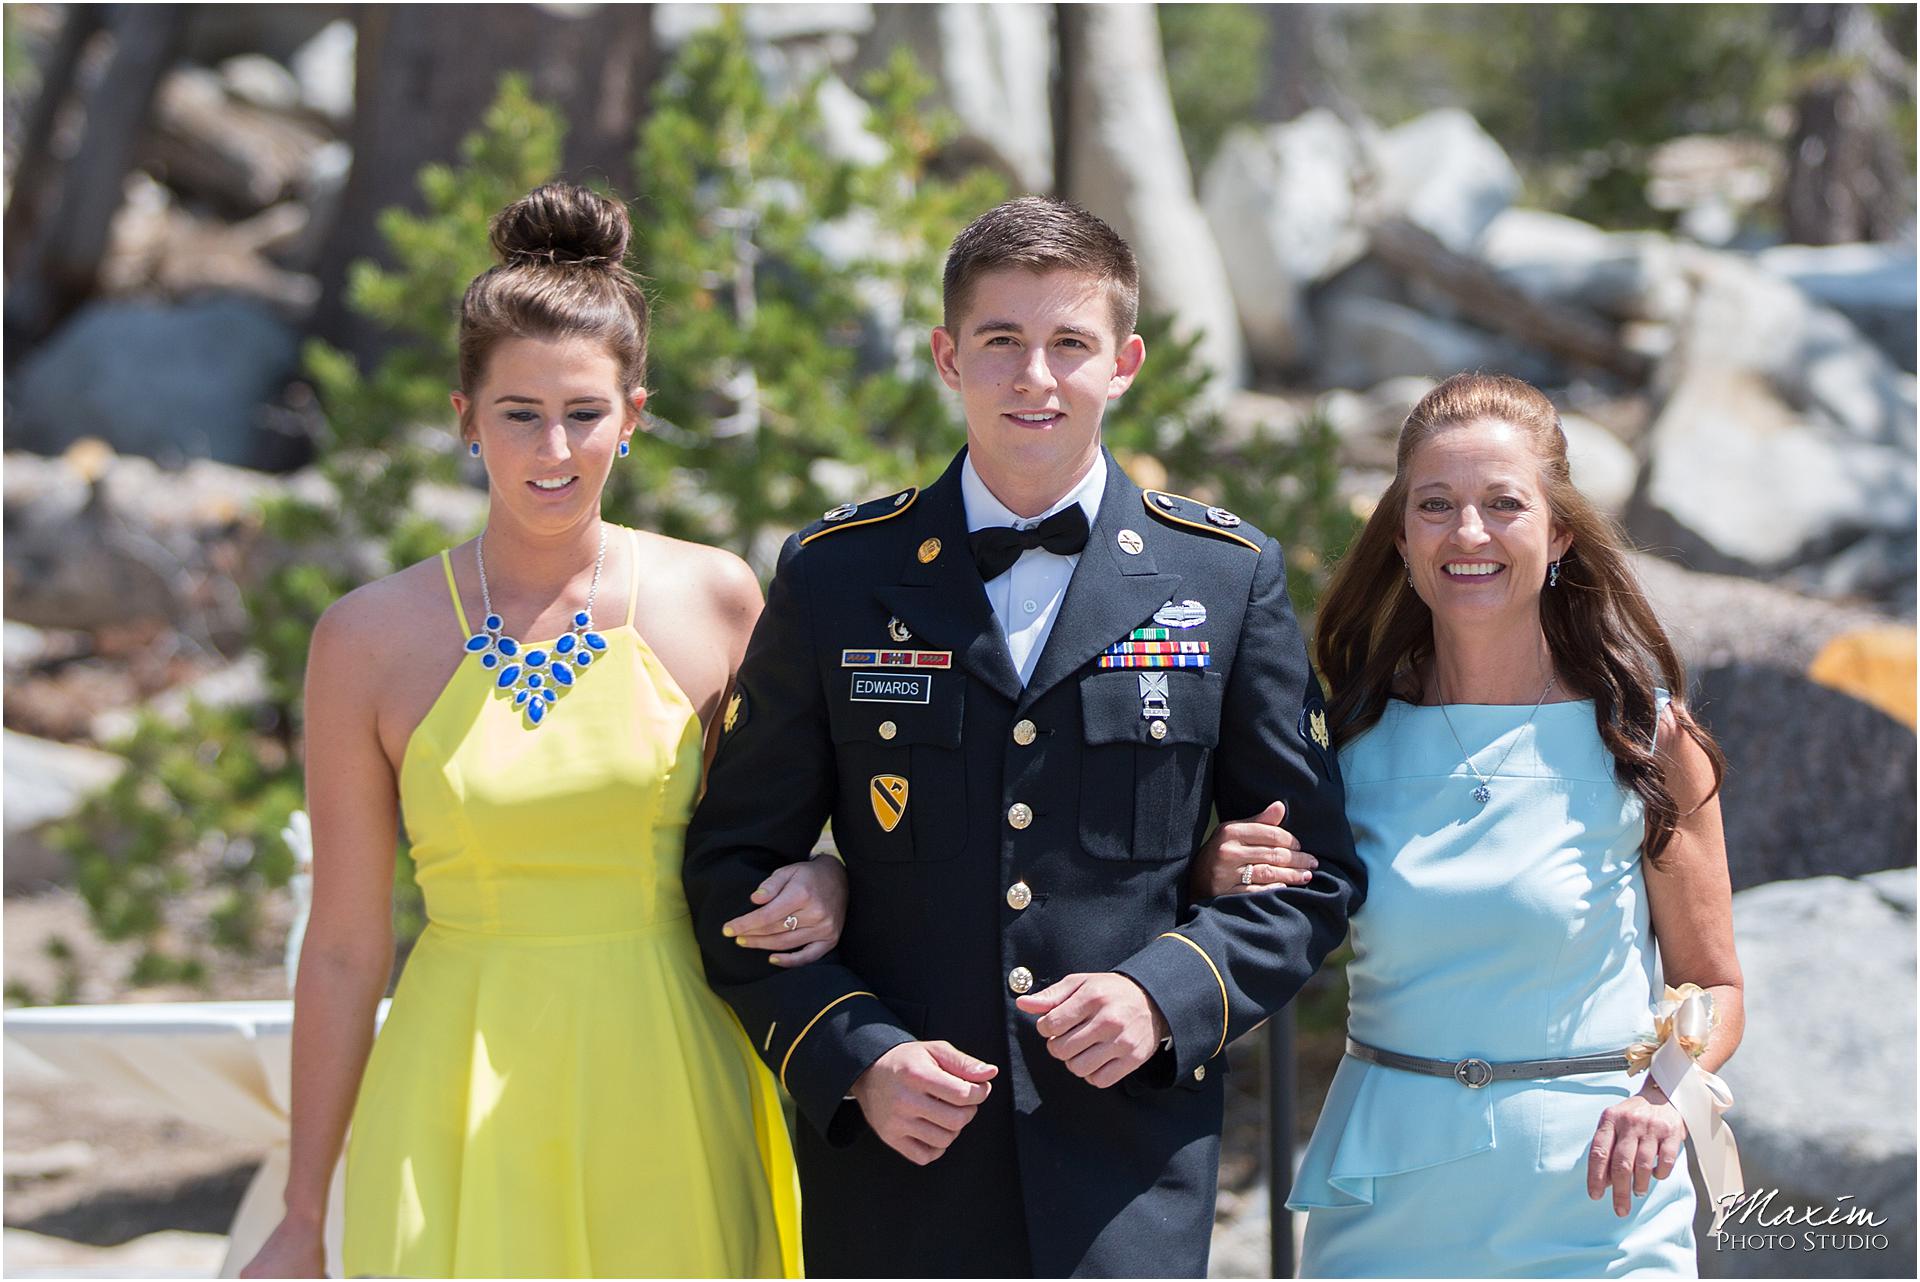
1153;599;1207;629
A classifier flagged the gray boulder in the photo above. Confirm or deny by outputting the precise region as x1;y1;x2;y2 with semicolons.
288;18;356;126
3;449;282;642
1201;110;1371;369
1632;553;1896;674
3;731;126;892
1480;208;1691;323
1064;5;1244;391
1373;108;1519;254
5;297;303;470
1314;295;1544;390
1632;555;1916;891
1644;134;1782;249
1629;366;1915;598
218;54;301;113
1692;664;1916;890
1756;243;1916;374
1673;247;1915;450
1559;412;1637;515
1700;871;1916;1278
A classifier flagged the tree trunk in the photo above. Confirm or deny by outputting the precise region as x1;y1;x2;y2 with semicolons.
3;5;105;280
310;3;654;365
1061;4;1247;391
7;5;185;345
1782;4;1913;244
1267;4;1359;124
1369;218;1653;385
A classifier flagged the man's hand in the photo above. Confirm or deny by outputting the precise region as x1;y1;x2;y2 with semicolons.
1192;800;1319;899
850;1041;998;1165
1017;973;1169;1088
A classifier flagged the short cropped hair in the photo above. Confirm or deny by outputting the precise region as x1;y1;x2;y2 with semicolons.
941;196;1140;343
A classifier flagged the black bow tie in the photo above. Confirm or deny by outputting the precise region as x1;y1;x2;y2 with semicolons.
968;505;1091;581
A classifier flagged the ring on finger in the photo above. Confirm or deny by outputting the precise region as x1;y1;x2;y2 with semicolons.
1238;865;1254;886
782;913;799;931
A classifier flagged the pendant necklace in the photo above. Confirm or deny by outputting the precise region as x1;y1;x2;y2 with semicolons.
1435;671;1557;804
462;523;610;726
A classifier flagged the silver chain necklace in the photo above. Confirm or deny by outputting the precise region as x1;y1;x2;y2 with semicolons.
463;523;609;726
1435;671;1557;804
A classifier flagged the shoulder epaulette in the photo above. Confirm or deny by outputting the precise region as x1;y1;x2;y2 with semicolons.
798;487;919;546
1140;490;1264;552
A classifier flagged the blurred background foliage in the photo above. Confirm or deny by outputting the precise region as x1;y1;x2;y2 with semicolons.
1163;2;1915;231
22;3;1915;996
41;13;1354;992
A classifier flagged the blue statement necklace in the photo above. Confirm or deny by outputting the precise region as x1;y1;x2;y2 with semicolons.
462;524;609;726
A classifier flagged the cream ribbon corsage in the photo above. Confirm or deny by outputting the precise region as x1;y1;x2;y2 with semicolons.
1627;984;1744;1231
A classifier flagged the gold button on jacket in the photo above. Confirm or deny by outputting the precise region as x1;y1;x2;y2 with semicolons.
679;454;1365;1279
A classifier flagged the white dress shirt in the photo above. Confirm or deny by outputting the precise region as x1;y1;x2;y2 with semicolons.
961;454;1107;686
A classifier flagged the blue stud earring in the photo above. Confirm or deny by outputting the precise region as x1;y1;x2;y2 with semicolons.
617;440;630;458
469;441;481;458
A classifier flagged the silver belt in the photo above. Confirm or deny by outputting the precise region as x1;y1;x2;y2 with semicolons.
1346;1037;1631;1089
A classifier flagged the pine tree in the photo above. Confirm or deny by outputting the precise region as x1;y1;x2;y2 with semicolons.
609;17;1002;566
45;19;1356;995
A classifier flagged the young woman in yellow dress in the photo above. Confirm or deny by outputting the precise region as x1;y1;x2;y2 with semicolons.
241;183;845;1278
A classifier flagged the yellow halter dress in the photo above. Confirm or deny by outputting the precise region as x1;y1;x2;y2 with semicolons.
344;529;800;1278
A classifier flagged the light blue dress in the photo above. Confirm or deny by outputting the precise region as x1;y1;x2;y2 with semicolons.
1289;694;1696;1278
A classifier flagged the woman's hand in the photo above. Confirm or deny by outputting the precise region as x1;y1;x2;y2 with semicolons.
1191;801;1320;898
722;854;848;966
238;1214;326;1278
1587;1083;1687;1216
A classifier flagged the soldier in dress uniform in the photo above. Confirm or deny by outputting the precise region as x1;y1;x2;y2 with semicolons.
683;197;1364;1277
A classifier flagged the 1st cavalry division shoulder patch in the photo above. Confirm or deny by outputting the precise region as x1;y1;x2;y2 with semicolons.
870;775;908;832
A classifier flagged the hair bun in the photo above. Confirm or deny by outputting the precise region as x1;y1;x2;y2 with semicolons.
490;182;631;269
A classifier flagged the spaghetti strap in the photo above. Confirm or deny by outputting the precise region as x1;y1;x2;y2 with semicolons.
624;527;642;628
439;550;473;640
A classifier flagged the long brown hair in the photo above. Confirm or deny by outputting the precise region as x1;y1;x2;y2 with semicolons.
1313;372;1723;860
457;183;650;408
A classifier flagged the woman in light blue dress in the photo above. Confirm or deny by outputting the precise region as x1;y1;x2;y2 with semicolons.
1201;373;1743;1276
